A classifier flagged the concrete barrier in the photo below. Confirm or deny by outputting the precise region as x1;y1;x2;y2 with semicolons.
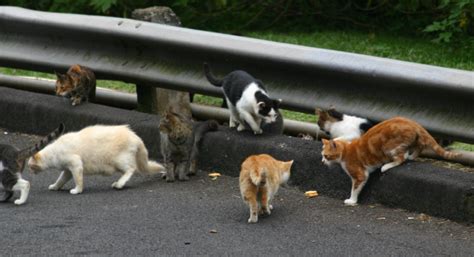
0;86;472;223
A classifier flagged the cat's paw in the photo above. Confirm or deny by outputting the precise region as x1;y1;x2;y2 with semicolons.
48;184;60;191
269;204;273;210
253;129;263;135
70;188;82;195
344;199;358;206
166;177;175;183
178;175;189;181
248;216;258;223
263;208;271;215
380;164;390;173
111;182;124;190
14;199;26;205
237;124;246;131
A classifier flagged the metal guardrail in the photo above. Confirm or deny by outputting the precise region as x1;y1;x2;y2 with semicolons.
0;74;321;137
0;7;473;143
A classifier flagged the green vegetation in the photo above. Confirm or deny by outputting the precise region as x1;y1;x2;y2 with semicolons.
452;142;474;152
242;30;473;71
5;1;473;43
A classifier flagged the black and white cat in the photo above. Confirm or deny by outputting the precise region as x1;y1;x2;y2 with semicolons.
0;124;64;205
316;108;375;141
204;63;281;135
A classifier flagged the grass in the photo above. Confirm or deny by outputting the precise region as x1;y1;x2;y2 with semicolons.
242;30;473;71
0;30;472;150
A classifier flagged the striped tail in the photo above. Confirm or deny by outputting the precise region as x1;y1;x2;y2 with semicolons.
17;123;65;160
419;129;460;160
203;62;223;87
250;167;267;187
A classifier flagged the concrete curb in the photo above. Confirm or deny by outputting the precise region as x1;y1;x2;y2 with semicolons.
1;87;473;223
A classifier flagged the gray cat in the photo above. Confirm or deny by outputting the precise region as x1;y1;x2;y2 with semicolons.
1;124;64;205
159;109;218;182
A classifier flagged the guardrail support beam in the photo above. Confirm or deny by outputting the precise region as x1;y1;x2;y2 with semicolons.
131;6;191;117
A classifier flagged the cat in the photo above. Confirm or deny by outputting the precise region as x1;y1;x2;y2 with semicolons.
203;62;281;135
239;154;293;223
317;107;453;147
160;108;219;182
55;64;96;106
1;124;64;205
321;116;460;206
28;125;164;194
316;107;375;141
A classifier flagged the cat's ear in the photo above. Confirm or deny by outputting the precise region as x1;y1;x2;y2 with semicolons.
273;99;282;108
322;138;329;145
318;109;328;118
327;108;343;121
55;71;64;80
330;140;337;149
257;101;266;109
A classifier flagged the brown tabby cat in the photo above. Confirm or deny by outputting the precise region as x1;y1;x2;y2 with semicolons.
239;154;293;223
55;64;96;106
321;116;460;206
159;108;219;182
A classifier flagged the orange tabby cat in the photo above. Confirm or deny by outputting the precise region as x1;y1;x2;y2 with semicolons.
239;154;293;223
321;116;460;206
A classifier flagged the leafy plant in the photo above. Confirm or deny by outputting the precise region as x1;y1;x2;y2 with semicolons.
423;0;473;43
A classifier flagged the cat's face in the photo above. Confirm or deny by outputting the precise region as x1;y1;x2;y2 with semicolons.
258;99;281;123
159;111;192;143
321;139;344;167
55;72;75;97
316;108;343;134
27;153;45;174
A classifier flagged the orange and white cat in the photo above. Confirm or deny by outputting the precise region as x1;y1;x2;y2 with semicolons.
239;154;293;223
321;117;460;206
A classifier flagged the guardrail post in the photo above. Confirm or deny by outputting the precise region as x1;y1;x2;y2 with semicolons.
131;6;192;118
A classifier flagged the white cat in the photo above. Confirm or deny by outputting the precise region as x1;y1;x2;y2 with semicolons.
28;125;164;194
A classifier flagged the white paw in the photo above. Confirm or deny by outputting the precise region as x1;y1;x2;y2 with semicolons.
344;199;358;206
237;124;246;131
48;184;59;191
265;208;272;215
253;129;263;135
14;199;26;205
380;165;389;173
111;182;123;189
70;188;82;195
248;216;258;223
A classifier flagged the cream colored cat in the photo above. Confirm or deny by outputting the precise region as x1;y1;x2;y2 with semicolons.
28;125;164;194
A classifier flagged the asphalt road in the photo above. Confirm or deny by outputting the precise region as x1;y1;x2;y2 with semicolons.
1;128;473;256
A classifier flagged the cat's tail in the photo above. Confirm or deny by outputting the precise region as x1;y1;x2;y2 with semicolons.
17;123;65;161
193;120;219;146
203;62;223;87
136;143;165;175
250;167;267;187
418;128;460;160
